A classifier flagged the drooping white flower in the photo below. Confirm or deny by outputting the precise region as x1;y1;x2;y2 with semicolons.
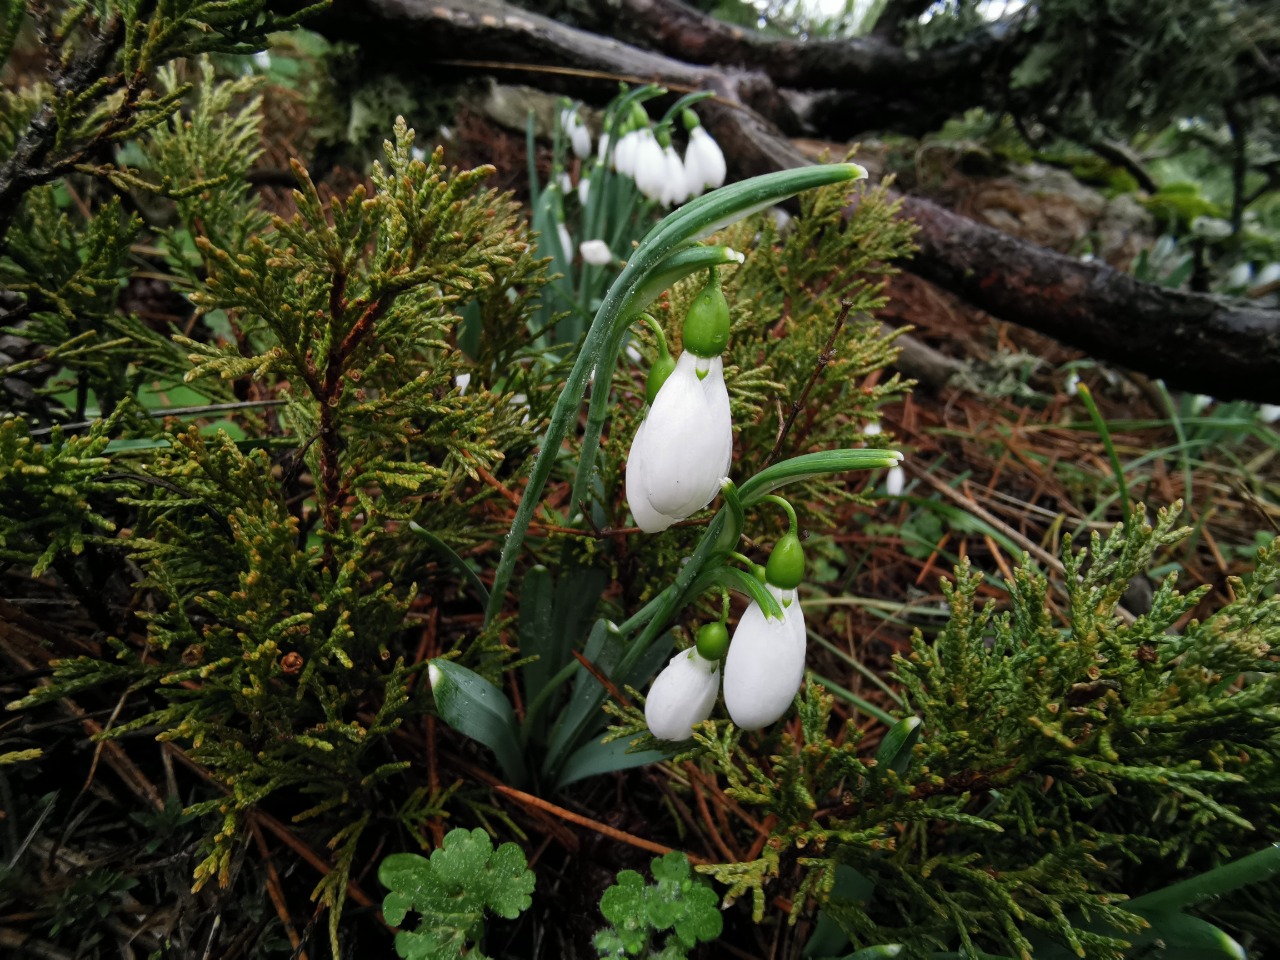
577;176;591;206
1227;262;1253;289
660;145;690;207
1260;403;1280;424
684;126;727;194
253;50;272;70
555;223;572;260
560;107;591;158
1064;371;1081;396
626;352;732;533
863;419;882;436
455;373;471;395
1257;262;1280;287
632;129;667;201
645;648;722;741
885;464;906;496
723;585;807;731
579;239;613;266
614;129;640;176
556;170;573;194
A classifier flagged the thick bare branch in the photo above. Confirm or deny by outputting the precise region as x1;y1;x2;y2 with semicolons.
310;0;1280;401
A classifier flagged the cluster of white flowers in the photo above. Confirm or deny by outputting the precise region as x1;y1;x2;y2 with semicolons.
604;108;727;207
586;106;727;207
645;582;808;740
551;104;729;270
628;270;813;740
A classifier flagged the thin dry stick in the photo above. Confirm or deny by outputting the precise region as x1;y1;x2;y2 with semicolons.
765;299;855;465
250;820;308;959
162;744;378;910
493;783;709;865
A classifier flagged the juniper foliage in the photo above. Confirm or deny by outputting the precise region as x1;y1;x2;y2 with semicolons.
603;504;1280;957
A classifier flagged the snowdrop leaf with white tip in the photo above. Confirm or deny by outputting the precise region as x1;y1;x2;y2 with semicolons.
428;658;526;785
874;715;922;777
738;448;903;506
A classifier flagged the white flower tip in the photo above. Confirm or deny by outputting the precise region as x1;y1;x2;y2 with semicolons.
427;662;442;690
725;248;745;264
886;465;906;497
455;373;471;395
864;420;882;435
1259;403;1280;424
579;239;613;266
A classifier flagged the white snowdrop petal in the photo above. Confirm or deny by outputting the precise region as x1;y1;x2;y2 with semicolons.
723;597;806;731
579;239;613;266
645;649;722;741
689;127;727;190
633;131;667;200
641;353;726;517
701;357;734;482
886;465;905;496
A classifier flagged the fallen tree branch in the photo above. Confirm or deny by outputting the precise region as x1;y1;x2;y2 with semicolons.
309;0;1280;401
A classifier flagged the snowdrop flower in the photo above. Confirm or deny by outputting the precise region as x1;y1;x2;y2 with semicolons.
723;584;807;730
660;144;690;207
885;464;906;496
1064;371;1080;396
1190;394;1215;415
577;176;590;206
1259;404;1280;424
614;128;640;176
455;373;471;395
253;50;272;70
863;419;882;436
560;107;591;158
556;170;572;194
556;223;572;260
683;123;727;194
1257;263;1280;287
1191;216;1232;240
645;647;722;741
632;128;667;201
1227;262;1253;289
626;273;733;533
626;351;732;532
579;239;613;266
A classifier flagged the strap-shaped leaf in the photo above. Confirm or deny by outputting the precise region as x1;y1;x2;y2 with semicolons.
554;736;667;790
428;659;526;785
874;716;922;777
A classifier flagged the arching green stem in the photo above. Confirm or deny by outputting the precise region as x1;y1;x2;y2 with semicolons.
485;163;870;626
760;493;798;534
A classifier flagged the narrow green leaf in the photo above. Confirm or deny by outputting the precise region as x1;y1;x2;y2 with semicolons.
555;736;667;790
874;715;922;776
409;522;489;608
428;659;527;785
739;448;904;506
1127;843;1280;914
1125;912;1245;958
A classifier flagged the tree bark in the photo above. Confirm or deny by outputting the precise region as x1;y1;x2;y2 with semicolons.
308;0;1280;402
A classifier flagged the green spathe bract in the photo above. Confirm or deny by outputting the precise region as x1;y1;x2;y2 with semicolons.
682;269;730;359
